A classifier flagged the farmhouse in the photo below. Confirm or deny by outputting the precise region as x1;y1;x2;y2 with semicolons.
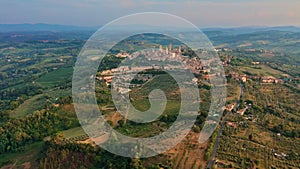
103;76;113;86
251;61;260;65
240;74;247;82
115;52;130;58
227;122;237;128
225;103;236;112
261;77;279;83
237;108;247;115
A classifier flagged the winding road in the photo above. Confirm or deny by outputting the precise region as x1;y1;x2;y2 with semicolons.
206;81;244;169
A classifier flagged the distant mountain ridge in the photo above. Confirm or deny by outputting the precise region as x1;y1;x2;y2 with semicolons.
202;26;300;34
0;23;300;34
0;23;99;32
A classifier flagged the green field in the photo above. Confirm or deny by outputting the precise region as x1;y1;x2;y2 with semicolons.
62;127;85;139
36;67;73;88
11;94;47;118
11;87;72;118
45;87;72;99
237;65;286;78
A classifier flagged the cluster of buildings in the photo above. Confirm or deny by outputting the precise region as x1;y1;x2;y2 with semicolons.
159;44;182;58
229;72;285;84
261;77;282;84
97;45;218;87
222;58;231;67
230;73;248;83
251;61;260;65
115;52;130;58
274;152;288;159
215;48;233;52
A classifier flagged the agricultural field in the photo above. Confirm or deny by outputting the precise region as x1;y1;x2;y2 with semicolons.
214;79;300;168
11;94;48;118
216;121;300;169
36;67;73;88
237;65;287;78
61;127;85;140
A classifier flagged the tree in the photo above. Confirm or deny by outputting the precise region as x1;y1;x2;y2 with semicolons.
53;132;65;144
192;125;201;133
248;134;253;141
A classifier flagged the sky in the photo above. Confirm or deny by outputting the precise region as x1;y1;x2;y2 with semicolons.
0;0;300;27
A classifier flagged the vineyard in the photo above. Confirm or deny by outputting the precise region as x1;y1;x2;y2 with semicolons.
216;123;300;169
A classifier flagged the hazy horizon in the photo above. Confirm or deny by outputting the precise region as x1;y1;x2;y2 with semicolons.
1;23;300;29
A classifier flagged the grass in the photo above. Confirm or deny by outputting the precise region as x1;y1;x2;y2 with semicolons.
226;79;240;102
128;74;183;121
11;85;72;118
45;87;72;99
11;94;47;118
237;65;285;78
114;99;182;137
0;141;44;167
131;99;180;117
36;67;73;88
130;74;180;100
62;127;85;139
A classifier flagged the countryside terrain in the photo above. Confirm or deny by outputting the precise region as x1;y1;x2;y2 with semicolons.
0;25;299;169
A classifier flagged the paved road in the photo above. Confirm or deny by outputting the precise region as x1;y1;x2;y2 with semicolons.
206;82;244;169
